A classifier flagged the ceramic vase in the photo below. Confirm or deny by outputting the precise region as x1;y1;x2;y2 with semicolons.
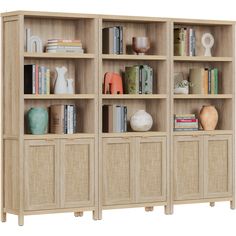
27;107;48;134
132;37;150;55
130;110;153;132
199;105;218;131
54;66;68;94
67;78;75;94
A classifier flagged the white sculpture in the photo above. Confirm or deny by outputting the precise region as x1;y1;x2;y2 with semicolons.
26;28;43;53
130;110;153;132
54;66;68;94
67;78;75;94
201;33;214;56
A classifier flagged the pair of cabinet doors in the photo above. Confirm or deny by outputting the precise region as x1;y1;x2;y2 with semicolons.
174;135;232;201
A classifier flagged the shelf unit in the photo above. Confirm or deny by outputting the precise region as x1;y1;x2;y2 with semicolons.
1;11;235;225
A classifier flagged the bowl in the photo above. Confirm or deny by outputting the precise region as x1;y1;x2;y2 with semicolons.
132;37;150;55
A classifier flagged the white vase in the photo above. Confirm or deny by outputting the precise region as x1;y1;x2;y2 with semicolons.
67;78;74;94
54;66;68;94
174;86;189;94
130;110;153;132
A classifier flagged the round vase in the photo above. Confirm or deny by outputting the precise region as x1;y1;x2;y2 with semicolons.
199;105;218;131
130;110;153;132
27;107;48;134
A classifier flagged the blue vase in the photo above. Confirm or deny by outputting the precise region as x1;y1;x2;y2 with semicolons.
27;107;48;135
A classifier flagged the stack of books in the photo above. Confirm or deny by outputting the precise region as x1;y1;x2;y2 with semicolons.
174;27;196;56
102;26;126;54
50;104;77;134
102;104;127;132
24;64;50;94
45;39;84;53
125;65;153;94
189;67;219;94
174;114;198;131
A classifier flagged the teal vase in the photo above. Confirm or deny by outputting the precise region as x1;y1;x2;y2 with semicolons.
27;107;48;134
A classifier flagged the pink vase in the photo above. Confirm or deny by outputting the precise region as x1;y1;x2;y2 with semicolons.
199;105;218;131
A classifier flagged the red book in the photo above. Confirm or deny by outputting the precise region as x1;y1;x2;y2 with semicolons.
175;119;198;122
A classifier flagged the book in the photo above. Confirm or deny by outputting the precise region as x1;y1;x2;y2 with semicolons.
50;105;65;134
214;68;218;94
24;64;35;94
211;69;215;94
189;68;205;94
204;69;208;94
125;66;139;94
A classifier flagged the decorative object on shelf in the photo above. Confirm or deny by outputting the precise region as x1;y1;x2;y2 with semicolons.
103;72;123;94
67;78;75;94
174;80;190;94
130;110;153;132
201;33;214;56
26;28;43;53
199;105;218;130
54;66;69;94
27;107;48;134
132;37;150;55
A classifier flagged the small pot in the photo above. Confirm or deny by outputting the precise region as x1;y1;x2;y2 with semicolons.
132;37;150;55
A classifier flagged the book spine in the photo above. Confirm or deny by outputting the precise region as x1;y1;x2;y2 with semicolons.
64;105;67;134
120;106;124;132
139;66;142;94
124;106;127;132
113;27;117;54
208;68;211;94
214;68;218;94
116;106;121;132
38;66;42;94
116;26;120;54
35;65;39;95
32;65;36;94
174;128;198;131
119;26;123;54
46;68;50;94
175;119;198;122
73;105;76;133
41;66;45;94
69;105;73;134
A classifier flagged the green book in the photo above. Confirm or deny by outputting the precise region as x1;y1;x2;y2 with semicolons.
125;66;139;94
214;68;218;94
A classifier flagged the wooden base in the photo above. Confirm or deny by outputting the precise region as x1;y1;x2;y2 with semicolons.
74;212;83;217
164;205;173;215
210;202;215;207
230;200;235;210
1;212;6;222
18;215;24;226
145;207;154;212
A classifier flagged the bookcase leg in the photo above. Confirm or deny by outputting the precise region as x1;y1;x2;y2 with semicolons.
145;207;154;212
165;204;173;215
230;200;235;210
210;202;215;207
74;212;83;217
93;209;102;220
18;214;24;226
1;212;6;222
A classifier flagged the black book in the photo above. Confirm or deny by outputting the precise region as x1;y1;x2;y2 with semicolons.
102;105;109;132
24;64;35;94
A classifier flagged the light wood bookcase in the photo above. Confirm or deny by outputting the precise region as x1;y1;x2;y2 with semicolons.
1;11;235;225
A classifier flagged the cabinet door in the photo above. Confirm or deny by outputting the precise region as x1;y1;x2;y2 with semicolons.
136;136;166;203
204;135;232;198
24;140;60;211
60;139;94;208
103;138;135;205
174;136;204;201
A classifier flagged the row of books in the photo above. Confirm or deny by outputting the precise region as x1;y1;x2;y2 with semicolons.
50;104;77;134
24;64;50;94
125;65;153;94
102;26;126;54
189;68;219;94
45;39;84;53
102;104;127;132
174;27;196;56
174;114;198;131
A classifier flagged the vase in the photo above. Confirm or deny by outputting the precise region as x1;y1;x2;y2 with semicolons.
67;78;75;94
174;86;189;94
130;110;153;132
54;66;68;94
199;105;218;131
132;37;150;55
27;107;48;134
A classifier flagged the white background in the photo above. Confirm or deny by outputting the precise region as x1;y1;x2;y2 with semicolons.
0;0;236;235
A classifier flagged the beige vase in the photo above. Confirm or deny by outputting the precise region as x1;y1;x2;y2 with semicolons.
199;105;218;131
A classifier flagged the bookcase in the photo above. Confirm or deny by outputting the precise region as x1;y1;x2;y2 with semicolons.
1;11;235;226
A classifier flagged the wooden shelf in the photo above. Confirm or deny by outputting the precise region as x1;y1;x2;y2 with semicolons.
24;133;95;139
102;94;167;99
173;94;233;99
173;130;233;136
102;131;167;138
102;54;167;60
173;56;232;62
24;52;95;59
24;94;95;99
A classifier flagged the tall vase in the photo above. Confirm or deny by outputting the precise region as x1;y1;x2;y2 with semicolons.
199;105;218;131
54;66;68;94
27;107;48;134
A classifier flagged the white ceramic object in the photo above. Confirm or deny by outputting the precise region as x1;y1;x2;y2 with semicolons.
130;110;153;132
54;66;68;94
174;86;189;94
201;33;214;56
67;78;75;94
26;28;43;53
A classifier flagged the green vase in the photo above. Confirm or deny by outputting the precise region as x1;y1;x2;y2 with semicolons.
27;107;48;134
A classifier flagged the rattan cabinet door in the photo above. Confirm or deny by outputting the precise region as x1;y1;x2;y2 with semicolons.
204;135;232;198
136;136;166;203
24;140;60;211
103;138;135;206
174;136;204;201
